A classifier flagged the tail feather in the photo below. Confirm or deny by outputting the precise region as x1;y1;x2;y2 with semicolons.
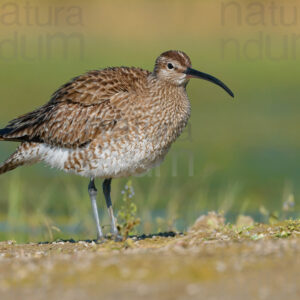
0;156;24;175
0;128;20;173
0;127;11;137
0;127;18;142
0;143;40;175
0;127;9;141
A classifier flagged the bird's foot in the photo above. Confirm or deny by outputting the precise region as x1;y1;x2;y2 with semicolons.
95;236;107;244
113;234;123;242
112;229;123;242
106;232;123;242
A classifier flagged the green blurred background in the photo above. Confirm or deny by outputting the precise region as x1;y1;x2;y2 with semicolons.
0;0;299;242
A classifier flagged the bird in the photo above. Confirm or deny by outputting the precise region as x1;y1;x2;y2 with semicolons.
0;50;234;241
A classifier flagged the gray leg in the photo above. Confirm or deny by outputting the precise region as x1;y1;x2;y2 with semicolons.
102;178;119;237
88;178;104;241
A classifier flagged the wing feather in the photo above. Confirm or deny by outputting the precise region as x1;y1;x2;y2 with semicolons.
0;67;150;148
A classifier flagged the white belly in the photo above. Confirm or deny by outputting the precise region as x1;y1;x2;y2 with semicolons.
38;140;169;178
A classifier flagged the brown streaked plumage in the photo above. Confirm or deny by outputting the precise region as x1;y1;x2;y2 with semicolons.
0;50;234;241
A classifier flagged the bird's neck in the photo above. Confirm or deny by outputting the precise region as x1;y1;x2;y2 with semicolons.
147;74;191;142
147;74;188;105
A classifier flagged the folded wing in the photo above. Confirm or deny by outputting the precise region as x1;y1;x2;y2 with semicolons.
0;67;150;148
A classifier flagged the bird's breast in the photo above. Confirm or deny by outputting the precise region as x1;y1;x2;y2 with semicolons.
146;93;191;148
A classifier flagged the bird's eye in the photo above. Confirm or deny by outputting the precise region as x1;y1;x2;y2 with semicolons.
167;63;174;69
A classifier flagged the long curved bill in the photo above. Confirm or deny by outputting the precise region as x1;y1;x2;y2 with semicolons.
185;67;234;98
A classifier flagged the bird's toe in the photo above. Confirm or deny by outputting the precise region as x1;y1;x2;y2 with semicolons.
95;237;107;244
113;234;123;242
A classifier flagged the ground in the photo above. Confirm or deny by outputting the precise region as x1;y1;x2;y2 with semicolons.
0;214;299;300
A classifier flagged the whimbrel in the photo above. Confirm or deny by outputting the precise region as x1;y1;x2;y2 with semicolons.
0;50;234;241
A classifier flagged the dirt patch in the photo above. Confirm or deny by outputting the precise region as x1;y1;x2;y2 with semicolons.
0;216;299;300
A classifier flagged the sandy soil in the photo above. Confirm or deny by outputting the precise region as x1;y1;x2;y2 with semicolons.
0;214;299;300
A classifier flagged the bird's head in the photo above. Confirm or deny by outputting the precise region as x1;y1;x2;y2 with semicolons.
153;50;234;98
